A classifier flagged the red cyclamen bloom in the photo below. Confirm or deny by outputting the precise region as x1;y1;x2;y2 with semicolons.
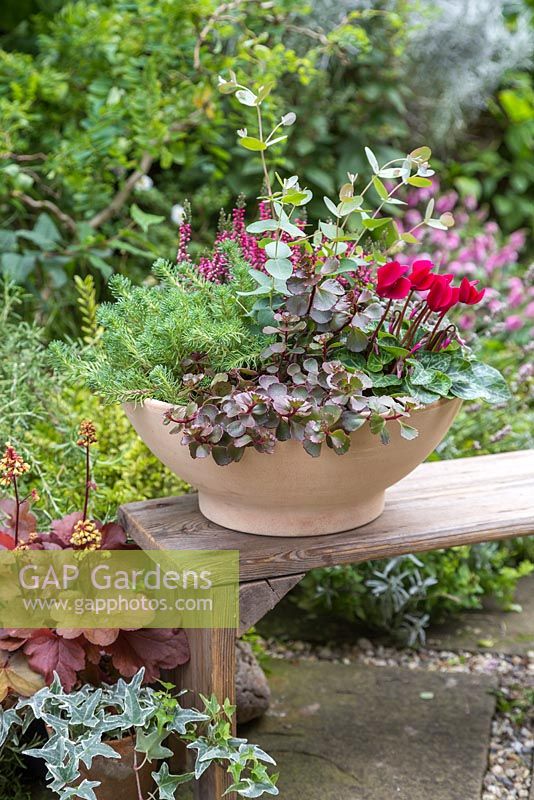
426;274;457;312
408;260;435;291
458;277;485;305
376;261;411;299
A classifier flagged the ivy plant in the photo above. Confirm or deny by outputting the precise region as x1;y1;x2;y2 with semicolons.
1;668;278;799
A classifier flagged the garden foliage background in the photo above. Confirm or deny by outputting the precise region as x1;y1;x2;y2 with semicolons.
1;0;533;644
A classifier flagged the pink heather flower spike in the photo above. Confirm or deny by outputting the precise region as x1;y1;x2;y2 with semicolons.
176;222;192;262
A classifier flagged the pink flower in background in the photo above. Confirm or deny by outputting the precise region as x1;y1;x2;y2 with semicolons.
509;230;526;250
505;315;523;332
435;191;458;213
464;195;478;211
402;181;529;342
508;277;524;308
459;313;476;330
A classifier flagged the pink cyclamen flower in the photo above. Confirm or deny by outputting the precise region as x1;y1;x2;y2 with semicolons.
458;277;485;305
408;259;435;291
426;274;455;312
376;261;411;299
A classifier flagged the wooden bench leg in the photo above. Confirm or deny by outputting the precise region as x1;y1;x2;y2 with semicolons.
179;627;237;800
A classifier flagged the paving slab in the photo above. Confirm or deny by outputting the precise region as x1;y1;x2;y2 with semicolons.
427;575;534;655
245;659;497;800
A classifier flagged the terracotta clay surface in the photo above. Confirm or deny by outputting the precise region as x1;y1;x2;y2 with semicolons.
123;397;462;536
78;735;153;800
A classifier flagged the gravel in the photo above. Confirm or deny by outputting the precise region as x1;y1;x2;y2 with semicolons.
264;637;533;799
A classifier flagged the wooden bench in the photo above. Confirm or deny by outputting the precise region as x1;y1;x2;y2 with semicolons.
119;449;534;800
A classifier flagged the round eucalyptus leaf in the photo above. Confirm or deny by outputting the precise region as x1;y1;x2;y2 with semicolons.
264;241;291;259
265;258;293;281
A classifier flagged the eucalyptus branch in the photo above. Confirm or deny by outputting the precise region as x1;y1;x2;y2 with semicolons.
256;105;273;205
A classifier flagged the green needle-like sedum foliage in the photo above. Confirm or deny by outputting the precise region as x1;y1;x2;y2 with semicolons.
50;242;268;405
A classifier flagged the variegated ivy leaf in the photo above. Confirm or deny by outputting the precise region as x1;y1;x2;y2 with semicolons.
63;689;103;728
0;706;21;748
111;669;157;728
76;734;121;770
169;705;211;735
58;781;101;800
199;744;237;762
187;739;214;779
228;777;280;797
16;671;63;719
135;728;174;762
45;742;81;788
152;763;194;800
24;733;69;768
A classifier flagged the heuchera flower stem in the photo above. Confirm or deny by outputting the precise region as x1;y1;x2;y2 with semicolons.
82;444;91;522
13;476;20;547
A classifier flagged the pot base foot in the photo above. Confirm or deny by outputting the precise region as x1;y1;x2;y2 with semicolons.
198;491;386;537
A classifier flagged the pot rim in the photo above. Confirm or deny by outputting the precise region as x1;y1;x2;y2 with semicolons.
123;395;457;416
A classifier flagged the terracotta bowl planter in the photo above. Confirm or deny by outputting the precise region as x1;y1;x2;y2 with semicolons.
123;397;461;537
79;735;154;800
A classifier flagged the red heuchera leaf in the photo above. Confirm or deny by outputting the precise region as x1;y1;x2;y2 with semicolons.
49;511;83;547
57;628;120;647
0;499;37;539
99;522;128;550
103;629;190;683
0;531;15;550
0;629;30;651
23;630;87;691
47;515;131;550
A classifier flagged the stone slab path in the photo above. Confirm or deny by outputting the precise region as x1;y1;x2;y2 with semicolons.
246;660;497;800
427;575;534;655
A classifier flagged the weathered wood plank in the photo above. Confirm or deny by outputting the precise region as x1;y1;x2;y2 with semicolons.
176;627;237;800
238;575;304;636
119;450;534;582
